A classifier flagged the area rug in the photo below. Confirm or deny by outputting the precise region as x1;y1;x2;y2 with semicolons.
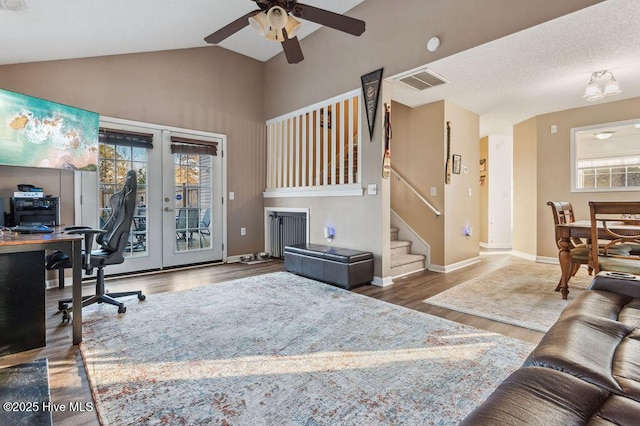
0;358;52;426
80;272;534;425
424;262;593;332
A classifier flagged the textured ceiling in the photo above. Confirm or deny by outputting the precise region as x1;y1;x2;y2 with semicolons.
389;0;640;135
1;1;638;136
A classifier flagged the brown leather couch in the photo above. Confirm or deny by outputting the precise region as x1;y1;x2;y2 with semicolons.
461;273;640;425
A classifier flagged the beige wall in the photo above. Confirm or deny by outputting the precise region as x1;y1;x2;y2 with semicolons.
391;101;445;265
0;47;265;256
444;101;480;265
513;117;538;256
531;96;640;259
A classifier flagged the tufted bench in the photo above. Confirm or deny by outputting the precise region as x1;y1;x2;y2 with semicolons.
284;243;374;290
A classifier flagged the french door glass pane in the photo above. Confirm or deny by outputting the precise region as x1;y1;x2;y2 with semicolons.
174;153;212;252
98;144;149;257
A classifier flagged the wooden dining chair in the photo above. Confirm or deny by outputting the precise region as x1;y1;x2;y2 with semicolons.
588;201;640;275
547;201;593;290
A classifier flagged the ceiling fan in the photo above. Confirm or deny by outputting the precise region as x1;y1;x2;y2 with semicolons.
204;0;366;64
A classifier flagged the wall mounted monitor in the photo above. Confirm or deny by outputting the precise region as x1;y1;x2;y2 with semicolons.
0;88;99;171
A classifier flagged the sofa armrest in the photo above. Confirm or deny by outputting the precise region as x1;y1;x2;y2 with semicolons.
589;272;640;299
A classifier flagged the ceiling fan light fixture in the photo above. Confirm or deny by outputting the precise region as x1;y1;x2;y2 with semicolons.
285;15;302;38
267;6;288;31
248;12;268;36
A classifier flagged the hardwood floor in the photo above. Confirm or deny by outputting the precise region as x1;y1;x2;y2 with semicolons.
0;254;543;425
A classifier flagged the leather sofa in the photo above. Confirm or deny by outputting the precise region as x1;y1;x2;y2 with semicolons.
461;273;640;425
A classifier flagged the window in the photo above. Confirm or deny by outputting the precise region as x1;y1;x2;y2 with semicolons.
571;120;640;192
99;128;152;257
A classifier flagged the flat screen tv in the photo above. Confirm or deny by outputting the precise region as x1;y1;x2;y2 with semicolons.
0;88;99;171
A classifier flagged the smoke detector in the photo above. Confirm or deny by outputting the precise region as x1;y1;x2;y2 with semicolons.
0;0;27;11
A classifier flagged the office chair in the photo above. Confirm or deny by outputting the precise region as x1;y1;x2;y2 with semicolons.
58;170;145;321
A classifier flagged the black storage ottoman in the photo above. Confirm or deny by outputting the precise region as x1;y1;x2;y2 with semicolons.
284;243;374;289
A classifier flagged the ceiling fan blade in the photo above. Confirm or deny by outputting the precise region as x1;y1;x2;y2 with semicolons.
291;3;365;36
204;10;261;44
281;29;304;64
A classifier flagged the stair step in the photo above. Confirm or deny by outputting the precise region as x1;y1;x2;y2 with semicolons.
391;240;411;255
391;253;426;277
390;227;399;241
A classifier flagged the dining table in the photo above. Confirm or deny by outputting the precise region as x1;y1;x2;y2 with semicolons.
556;219;640;299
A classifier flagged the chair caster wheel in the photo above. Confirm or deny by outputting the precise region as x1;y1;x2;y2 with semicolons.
138;294;146;301
58;302;68;311
118;305;127;314
62;310;71;323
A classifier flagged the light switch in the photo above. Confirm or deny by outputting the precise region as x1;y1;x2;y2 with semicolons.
367;184;377;195
430;187;437;196
468;188;472;197
229;192;235;200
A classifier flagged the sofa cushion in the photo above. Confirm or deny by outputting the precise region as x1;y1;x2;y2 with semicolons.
460;366;610;426
558;290;632;322
613;330;640;403
524;315;634;393
588;395;640;425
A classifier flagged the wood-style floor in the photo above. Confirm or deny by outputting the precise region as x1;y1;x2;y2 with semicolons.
0;254;545;425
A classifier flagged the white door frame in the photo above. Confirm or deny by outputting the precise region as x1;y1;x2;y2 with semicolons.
75;116;227;274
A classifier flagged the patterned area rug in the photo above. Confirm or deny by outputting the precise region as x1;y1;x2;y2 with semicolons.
80;272;534;425
424;262;593;332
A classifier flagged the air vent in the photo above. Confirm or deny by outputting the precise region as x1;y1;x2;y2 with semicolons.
395;68;448;91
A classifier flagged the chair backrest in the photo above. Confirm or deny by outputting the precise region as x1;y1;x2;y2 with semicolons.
97;170;137;254
547;201;582;248
201;207;211;227
589;201;640;273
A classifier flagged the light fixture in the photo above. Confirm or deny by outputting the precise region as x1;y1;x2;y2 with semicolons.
248;6;302;42
583;70;621;101
426;37;441;52
0;0;27;10
595;131;615;140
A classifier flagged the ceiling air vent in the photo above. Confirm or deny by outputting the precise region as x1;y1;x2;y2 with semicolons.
395;68;448;91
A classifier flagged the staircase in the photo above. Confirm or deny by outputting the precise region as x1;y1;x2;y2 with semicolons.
390;227;426;277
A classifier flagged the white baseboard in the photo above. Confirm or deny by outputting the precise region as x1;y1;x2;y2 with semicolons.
428;256;481;273
479;242;512;249
536;255;559;265
372;275;394;287
510;250;537;261
226;254;250;263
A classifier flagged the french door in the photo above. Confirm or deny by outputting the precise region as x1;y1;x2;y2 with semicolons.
77;118;225;275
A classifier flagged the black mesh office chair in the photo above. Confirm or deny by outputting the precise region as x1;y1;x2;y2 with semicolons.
58;170;145;321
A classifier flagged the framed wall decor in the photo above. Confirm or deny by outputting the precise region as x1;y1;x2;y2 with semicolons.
452;154;461;174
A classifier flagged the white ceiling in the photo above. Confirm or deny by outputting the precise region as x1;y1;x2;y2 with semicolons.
0;0;365;64
1;0;639;137
389;0;640;136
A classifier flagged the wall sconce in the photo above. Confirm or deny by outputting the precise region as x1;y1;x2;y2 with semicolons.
323;226;335;242
583;70;621;101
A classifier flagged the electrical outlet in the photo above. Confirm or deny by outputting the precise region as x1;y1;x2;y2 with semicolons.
240;227;246;236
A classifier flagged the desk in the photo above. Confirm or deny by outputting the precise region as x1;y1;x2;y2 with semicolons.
556;220;640;299
0;230;83;346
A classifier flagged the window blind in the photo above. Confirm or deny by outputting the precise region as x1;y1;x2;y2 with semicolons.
170;136;218;156
99;128;153;149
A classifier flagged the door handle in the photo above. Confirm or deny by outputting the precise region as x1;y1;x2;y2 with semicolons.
164;207;174;212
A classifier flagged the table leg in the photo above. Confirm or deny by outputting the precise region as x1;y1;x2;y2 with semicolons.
558;237;572;300
71;239;83;345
